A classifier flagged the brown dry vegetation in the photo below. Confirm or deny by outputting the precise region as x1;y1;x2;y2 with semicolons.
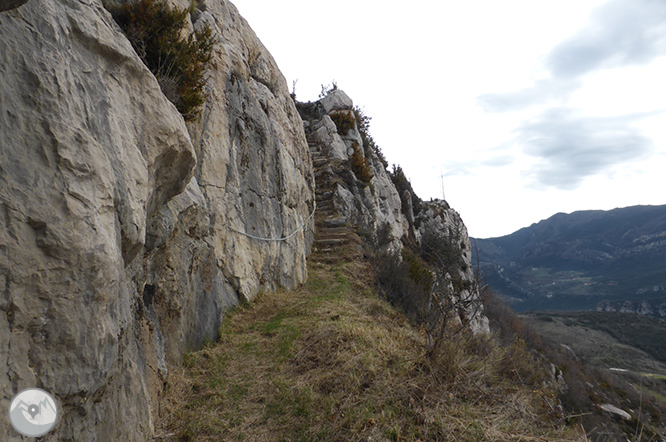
153;248;586;442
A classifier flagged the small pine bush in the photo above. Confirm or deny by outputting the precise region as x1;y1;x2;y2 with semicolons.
330;111;356;136
353;106;388;169
107;0;214;120
350;142;374;185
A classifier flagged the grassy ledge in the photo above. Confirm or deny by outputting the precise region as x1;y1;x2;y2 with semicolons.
153;255;585;441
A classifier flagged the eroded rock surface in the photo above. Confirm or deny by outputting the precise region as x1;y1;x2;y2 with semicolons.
417;200;490;334
298;93;488;335
0;0;313;439
299;93;409;253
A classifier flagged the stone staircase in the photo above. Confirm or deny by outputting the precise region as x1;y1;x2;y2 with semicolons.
308;136;360;263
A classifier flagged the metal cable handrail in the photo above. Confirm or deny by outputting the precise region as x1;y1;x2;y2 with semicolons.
224;201;316;242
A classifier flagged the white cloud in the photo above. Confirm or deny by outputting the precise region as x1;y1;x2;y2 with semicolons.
514;108;659;189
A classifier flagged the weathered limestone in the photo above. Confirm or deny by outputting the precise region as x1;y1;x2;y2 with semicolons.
319;89;353;114
417;201;490;335
301;93;409;251
299;91;489;335
0;0;314;439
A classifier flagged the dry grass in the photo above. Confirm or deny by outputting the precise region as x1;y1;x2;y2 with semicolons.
153;258;587;442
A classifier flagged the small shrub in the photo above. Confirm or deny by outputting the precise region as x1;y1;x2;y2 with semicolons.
390;164;423;215
375;222;394;249
420;225;466;284
107;0;214;120
330;110;356;136
374;250;428;323
353;106;388;169
318;80;338;99
350;142;374;185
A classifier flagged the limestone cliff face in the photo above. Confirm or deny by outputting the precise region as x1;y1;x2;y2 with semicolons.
298;90;409;253
416;201;490;334
297;92;488;335
0;0;313;440
0;0;483;438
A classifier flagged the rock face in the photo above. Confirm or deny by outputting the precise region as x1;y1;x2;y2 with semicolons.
417;200;490;334
0;0;313;440
1;0;482;438
597;299;666;318
298;92;409;253
297;93;488;334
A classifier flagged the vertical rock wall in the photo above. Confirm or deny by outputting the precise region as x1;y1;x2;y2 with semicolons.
0;0;313;440
416;201;490;334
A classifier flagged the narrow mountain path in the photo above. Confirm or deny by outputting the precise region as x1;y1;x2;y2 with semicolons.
151;137;585;442
152;230;584;441
308;135;362;264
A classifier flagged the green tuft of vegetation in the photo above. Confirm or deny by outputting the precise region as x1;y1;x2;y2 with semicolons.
350;141;374;185
106;0;215;120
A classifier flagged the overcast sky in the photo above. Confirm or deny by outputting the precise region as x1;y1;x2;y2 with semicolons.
230;0;666;238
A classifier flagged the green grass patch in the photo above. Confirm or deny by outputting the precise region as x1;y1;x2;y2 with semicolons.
156;259;587;442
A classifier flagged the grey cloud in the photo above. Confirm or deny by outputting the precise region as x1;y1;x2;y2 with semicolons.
515;108;658;189
439;154;516;176
477;78;580;113
479;155;515;167
478;0;666;112
442;168;475;177
547;0;666;78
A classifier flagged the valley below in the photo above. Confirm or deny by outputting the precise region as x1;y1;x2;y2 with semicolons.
474;205;666;316
520;311;666;376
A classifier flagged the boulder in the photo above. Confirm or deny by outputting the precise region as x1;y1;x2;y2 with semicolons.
319;89;353;114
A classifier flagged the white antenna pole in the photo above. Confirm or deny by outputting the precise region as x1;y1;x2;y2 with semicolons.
440;168;445;200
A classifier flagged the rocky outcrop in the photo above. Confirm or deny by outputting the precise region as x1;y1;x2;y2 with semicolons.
417;200;490;334
597;299;666;318
298;90;409;253
0;0;313;440
1;0;484;437
297;92;488;335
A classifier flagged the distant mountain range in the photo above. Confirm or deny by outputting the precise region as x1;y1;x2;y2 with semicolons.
473;205;666;314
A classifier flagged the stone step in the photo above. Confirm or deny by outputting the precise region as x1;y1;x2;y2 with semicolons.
322;217;347;228
315;237;348;246
313;158;328;168
316;188;336;197
315;210;335;218
315;225;349;235
315;212;337;220
315;224;348;233
316;235;350;244
315;199;334;207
